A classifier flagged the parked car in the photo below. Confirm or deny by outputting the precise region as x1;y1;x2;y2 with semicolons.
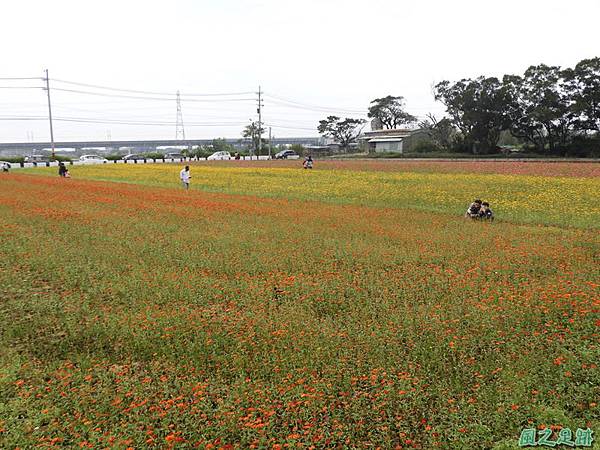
122;153;146;161
164;152;184;159
274;150;299;160
207;151;231;160
79;154;108;164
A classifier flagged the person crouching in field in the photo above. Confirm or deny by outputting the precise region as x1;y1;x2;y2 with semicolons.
58;162;70;178
465;199;482;219
180;165;191;190
478;201;494;221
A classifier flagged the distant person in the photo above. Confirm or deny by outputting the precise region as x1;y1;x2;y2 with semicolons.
303;155;313;169
234;152;241;160
465;199;482;219
1;162;9;173
478;202;494;221
180;165;191;190
58;161;67;177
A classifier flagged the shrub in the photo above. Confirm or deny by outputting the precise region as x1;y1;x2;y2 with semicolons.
0;156;25;164
53;155;72;162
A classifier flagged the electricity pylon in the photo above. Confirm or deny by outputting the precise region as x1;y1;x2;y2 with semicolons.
175;90;185;141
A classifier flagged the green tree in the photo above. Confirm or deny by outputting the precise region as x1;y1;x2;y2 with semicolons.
434;77;509;154
211;138;235;153
503;65;575;152
317;116;366;151
242;121;266;155
565;57;600;132
418;114;456;150
367;95;417;129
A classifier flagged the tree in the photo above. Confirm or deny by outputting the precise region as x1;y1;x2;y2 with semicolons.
367;96;417;129
418;113;456;150
503;65;575;152
317;116;366;151
565;57;600;132
242;121;266;155
434;77;509;153
211;138;235;153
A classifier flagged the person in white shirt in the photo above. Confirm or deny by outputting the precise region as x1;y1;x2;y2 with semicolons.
179;166;192;190
180;166;191;190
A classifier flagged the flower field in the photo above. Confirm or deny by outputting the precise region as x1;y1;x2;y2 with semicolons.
1;161;599;449
25;162;600;228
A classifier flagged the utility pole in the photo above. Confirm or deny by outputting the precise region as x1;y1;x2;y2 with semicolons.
268;127;272;159
175;90;185;141
44;69;55;160
257;86;263;160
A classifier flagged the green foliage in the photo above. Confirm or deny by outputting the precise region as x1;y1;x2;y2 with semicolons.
434;77;509;154
368;95;417;129
211;138;235;153
566;57;600;132
53;155;73;163
242;122;266;154
0;156;25;164
435;56;600;157
419;115;457;151
410;139;441;153
143;152;165;160
503;65;574;152
317;116;366;150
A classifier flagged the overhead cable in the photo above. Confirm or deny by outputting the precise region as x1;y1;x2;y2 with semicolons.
51;78;254;97
51;87;255;103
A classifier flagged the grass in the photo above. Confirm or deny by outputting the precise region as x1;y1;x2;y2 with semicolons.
1;161;599;449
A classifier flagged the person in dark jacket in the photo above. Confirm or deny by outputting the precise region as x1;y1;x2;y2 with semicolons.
465;199;482;219
58;162;67;177
478;202;494;221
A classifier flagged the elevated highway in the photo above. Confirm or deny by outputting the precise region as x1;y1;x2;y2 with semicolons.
0;137;322;154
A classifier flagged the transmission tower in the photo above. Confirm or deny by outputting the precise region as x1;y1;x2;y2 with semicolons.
175;90;185;141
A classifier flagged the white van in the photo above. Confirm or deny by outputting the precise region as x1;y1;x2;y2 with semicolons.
79;155;109;164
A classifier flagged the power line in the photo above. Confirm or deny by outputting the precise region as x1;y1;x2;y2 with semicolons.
0;115;248;127
51;87;255;103
264;122;317;131
264;93;366;114
0;116;48;121
53;118;247;127
51;78;254;97
51;105;255;121
0;77;43;81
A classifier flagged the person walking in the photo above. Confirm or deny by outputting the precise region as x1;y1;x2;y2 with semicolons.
180;165;191;190
58;162;67;177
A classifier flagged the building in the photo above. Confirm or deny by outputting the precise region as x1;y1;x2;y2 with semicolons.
360;128;431;153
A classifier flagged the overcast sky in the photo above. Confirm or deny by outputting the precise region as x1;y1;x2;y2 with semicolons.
1;0;599;143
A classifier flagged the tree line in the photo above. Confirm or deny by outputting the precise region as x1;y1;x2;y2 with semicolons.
318;57;600;156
